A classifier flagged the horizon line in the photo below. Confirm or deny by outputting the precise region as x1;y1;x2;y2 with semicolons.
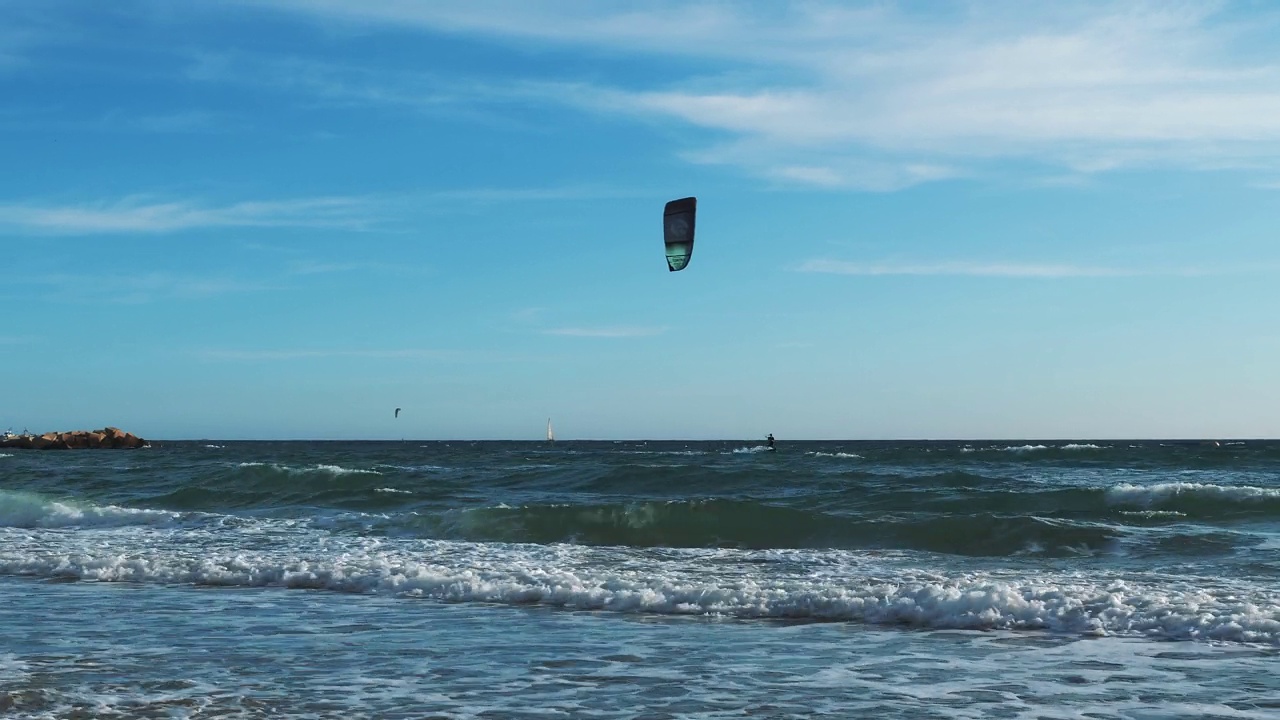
100;437;1272;443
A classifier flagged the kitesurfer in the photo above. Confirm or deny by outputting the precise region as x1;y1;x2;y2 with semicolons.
766;433;775;450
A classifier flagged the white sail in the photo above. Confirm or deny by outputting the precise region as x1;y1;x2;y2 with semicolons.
547;418;555;442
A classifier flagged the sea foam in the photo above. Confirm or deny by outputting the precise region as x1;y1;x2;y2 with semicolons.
236;462;382;476
1107;482;1280;505
1002;445;1049;452
1;536;1275;644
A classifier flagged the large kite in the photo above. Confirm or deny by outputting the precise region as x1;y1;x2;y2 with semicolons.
663;197;696;272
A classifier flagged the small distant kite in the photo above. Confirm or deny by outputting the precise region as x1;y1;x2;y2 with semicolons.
394;408;401;418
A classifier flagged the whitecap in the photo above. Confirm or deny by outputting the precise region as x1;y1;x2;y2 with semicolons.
236;462;381;476
1119;510;1188;518
1107;482;1280;505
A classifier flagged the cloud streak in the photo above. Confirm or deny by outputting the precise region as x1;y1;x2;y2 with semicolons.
197;348;457;361
0;196;380;234
19;272;276;303
544;326;666;338
0;184;639;237
286;260;432;277
794;258;1247;278
797;259;1133;278
229;1;1280;189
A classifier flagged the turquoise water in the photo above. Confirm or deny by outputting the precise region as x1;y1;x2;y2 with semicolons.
0;440;1277;717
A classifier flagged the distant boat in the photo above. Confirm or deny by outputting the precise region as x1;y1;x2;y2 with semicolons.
547;418;555;443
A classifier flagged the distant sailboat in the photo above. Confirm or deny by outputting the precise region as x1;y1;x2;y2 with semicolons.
547;418;555;443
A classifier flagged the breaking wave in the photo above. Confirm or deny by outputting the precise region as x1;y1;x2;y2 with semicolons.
0;490;181;529
0;540;1274;644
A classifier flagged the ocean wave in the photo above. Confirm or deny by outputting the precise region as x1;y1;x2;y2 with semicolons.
962;444;1105;453
386;500;1122;557
0;490;181;529
1108;482;1280;505
235;462;382;477
810;452;862;459
1;543;1275;644
372;463;451;472
958;445;1050;453
616;450;707;456
729;446;773;454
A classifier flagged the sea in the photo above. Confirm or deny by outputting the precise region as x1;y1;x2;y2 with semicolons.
0;439;1277;719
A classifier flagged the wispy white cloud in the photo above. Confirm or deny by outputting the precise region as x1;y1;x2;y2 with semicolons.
21;272;276;303
0;183;643;238
0;195;381;234
796;259;1219;278
427;185;644;203
797;259;1128;278
197;348;456;361
0;8;44;74
14;262;428;304
544;326;666;337
510;308;666;339
286;260;432;277
184;50;538;131
230;1;1280;189
233;0;754;53
510;307;546;323
98;109;234;134
187;51;455;109
4;108;240;135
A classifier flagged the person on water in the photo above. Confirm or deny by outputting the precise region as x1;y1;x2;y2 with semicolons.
766;433;775;450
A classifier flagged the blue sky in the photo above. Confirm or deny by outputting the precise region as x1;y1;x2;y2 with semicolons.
3;1;1280;440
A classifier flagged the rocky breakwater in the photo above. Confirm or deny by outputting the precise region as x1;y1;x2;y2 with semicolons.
0;427;147;450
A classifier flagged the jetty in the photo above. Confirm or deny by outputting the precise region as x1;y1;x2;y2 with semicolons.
0;427;147;450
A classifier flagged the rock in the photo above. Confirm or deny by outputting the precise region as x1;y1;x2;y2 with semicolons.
0;427;146;450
